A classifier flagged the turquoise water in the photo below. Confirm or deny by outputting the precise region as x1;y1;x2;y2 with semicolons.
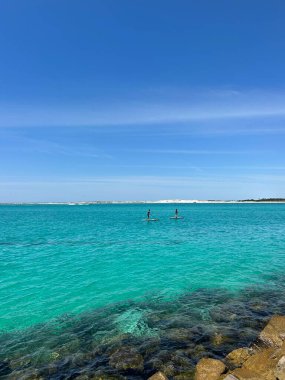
1;204;285;379
1;203;285;332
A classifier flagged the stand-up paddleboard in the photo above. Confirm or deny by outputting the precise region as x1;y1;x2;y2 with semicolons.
144;218;159;222
170;216;184;219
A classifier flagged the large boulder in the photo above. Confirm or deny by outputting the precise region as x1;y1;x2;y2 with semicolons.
242;347;277;377
224;347;277;380
225;348;252;367
109;346;144;371
195;358;226;380
221;342;285;379
226;367;261;380
275;355;285;380
259;316;285;347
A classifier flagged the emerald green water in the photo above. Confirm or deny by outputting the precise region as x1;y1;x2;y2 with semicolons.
1;204;284;332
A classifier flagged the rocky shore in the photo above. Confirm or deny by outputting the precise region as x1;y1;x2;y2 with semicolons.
150;315;285;380
2;284;285;380
3;315;285;379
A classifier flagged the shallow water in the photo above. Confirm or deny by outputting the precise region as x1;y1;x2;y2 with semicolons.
0;204;285;378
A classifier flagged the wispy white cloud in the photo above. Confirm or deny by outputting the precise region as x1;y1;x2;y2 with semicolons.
146;126;285;137
133;149;269;155
0;173;285;202
0;174;284;202
1;87;285;128
1;174;285;186
0;133;113;159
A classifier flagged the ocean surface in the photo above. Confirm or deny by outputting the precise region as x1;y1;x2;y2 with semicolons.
0;203;285;379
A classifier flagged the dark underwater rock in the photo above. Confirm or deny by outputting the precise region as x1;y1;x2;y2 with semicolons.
211;333;228;347
137;338;160;359
161;328;193;344
4;282;285;379
173;371;195;380
7;368;43;380
109;347;144;372
0;359;11;377
90;372;126;380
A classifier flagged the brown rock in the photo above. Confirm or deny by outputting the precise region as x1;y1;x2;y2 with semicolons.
148;372;168;380
195;358;226;380
109;346;144;371
237;347;277;379
274;340;285;358
225;348;252;367
221;375;239;380
229;367;261;379
275;355;285;380
259;316;285;347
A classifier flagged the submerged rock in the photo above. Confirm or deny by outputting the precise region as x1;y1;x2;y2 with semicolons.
195;358;226;380
158;363;175;377
173;369;195;379
138;337;161;357
109;346;144;371
74;375;90;380
211;333;227;346
6;368;44;380
259;315;285;347
0;360;11;377
162;328;193;343
190;344;206;359
148;371;168;380
90;374;125;380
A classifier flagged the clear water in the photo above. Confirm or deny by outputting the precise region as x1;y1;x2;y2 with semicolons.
0;204;285;379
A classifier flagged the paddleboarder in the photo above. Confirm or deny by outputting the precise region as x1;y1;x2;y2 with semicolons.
147;209;151;219
175;208;178;217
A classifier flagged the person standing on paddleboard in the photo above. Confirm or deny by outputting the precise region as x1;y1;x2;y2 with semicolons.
175;209;178;217
147;209;151;219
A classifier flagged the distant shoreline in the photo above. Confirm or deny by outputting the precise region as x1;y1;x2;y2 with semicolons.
1;199;285;205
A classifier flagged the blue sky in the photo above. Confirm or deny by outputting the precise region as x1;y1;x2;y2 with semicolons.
0;0;285;201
